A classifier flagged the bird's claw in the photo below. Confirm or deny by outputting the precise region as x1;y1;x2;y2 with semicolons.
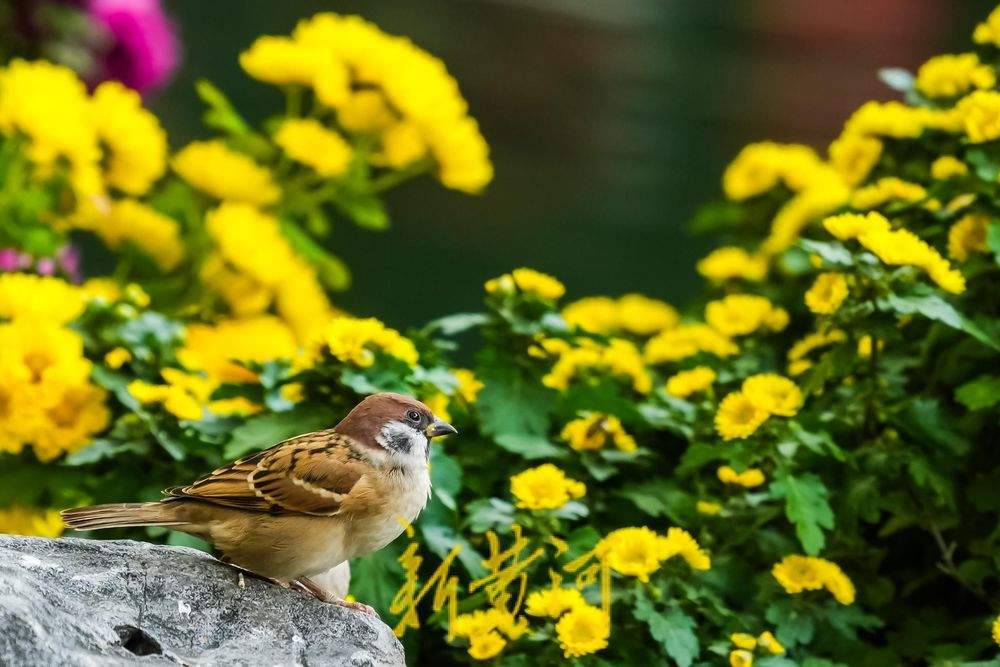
333;599;379;617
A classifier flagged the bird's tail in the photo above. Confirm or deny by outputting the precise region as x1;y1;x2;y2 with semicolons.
61;502;183;531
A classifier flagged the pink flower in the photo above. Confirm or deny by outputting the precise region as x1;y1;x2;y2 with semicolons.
88;0;180;93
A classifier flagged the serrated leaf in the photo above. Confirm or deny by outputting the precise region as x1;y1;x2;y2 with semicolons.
880;292;1000;350
955;375;1000;410
799;239;853;266
464;498;515;533
988;222;1000;266
633;595;699;667
893;397;971;455
770;472;834;555
477;361;555;457
765;600;815;647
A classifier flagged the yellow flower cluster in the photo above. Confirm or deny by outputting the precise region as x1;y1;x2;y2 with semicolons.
823;211;966;294
931;155;968;180
644;324;738;364
715;374;802;440
560;413;636;452
0;276;109;461
955;90;1000;143
595;526;710;582
452;368;484;404
485;267;565;301
728;630;785;666
916;53;995;98
82;199;184;271
241;13;492;192
542;337;651;394
562;293;678;336
697;246;768;282
525;584;587;619
665;366;716;398
450;608;528;660
948;213;989;261
722;142;833;201
827;133;882;187
975;5;1000;45
510;464;586;510
313;316;419;368
274;118;352;177
0;505;64;537
705;294;788;337
805;272;849;315
202;202;333;340
0;60;166;198
717;466;765;488
555;604;611;658
173;140;281;205
850;177;937;211
771;555;855;605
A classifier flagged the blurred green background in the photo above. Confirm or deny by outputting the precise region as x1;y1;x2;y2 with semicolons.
151;0;992;327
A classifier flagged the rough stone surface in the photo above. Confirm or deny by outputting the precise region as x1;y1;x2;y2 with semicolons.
0;535;405;666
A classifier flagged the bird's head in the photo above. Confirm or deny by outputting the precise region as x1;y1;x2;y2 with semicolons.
334;392;456;465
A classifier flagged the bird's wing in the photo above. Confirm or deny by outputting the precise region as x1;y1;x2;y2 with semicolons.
164;430;374;516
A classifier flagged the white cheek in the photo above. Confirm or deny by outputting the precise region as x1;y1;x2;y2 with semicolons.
377;421;427;460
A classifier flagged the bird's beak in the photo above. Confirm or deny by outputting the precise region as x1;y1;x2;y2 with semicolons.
426;419;458;438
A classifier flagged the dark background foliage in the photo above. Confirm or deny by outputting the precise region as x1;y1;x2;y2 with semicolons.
150;0;993;325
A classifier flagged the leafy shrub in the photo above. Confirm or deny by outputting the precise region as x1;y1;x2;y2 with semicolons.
2;7;1000;667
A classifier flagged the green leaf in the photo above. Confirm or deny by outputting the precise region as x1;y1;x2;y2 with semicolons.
967;148;1000;182
893;397;971;455
676;442;724;477
765;600;815;647
195;78;250;135
464;498;515;533
878;67;915;93
880;292;1000;350
987;222;1000;266
335;191;389;229
424;312;491;336
955;375;1000;410
64;438;150;465
223;406;337;459
619;479;690;522
339;355;413;394
799;239;853;267
633;595;699;667
477;361;555;456
430;448;462;510
769;472;834;555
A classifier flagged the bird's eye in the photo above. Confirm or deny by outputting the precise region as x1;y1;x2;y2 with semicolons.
406;410;421;423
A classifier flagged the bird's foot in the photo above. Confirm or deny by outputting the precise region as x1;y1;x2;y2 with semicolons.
291;577;379;617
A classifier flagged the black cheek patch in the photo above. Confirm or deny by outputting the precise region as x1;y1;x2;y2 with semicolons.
387;430;412;453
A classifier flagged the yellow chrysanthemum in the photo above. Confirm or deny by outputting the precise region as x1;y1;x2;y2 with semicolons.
696;500;722;515
34;383;111;461
805;272;849;315
665;366;716;399
560;413;636;452
827;133;882;187
916;53;995;98
730;649;754;667
90;81;167;195
717;466;766;488
856;226;966;294
931;155;969;180
975;4;1000;44
179;316;298;385
705;295;779;337
543;339;651;394
992;615;1000;646
697;246;768;282
80;278;121;304
524;585;587;619
239;35;349;102
758;630;785;655
0;273;84;324
452;368;483;403
742;374;803;417
787;329;847;376
172;140;280;204
715;392;769;440
555;604;609;658
730;633;757;650
947;213;989;261
616;294;679;335
379;121;428;168
772;555;855;604
485;267;565;301
467;631;506;661
759;175;851;256
822;211;891;241
274;118;353;177
851;177;933;210
103;347;132;370
595;527;672;582
843;100;926;139
129;372;206;422
0;506;64;537
561;296;619;334
0;59;100;195
957;90;1000;143
510;464;586;510
644;324;738;364
662;527;711;570
313;316;418;368
85;199;183;271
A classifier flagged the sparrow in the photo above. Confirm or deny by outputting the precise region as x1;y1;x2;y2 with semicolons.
62;392;456;613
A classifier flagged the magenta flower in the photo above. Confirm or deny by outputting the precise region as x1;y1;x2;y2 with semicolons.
87;0;180;94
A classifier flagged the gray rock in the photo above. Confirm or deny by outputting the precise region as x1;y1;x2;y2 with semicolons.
0;535;404;666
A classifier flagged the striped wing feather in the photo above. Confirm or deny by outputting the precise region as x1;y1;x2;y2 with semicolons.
164;430;372;516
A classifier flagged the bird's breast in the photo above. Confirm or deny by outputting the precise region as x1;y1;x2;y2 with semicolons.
344;466;431;558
